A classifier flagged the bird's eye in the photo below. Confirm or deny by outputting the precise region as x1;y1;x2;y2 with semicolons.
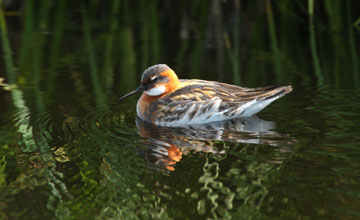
151;76;161;83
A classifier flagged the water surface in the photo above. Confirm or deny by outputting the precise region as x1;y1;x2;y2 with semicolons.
1;79;360;219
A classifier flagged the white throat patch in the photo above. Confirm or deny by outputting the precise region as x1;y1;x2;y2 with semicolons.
145;85;166;96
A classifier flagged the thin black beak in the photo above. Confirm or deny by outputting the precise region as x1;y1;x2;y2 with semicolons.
118;86;144;101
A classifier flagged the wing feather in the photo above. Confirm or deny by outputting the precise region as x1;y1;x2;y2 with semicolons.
172;80;292;103
148;80;292;126
151;97;222;126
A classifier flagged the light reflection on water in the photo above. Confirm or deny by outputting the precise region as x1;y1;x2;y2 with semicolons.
1;82;360;219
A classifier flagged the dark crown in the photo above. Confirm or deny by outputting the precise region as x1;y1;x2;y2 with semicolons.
141;64;170;82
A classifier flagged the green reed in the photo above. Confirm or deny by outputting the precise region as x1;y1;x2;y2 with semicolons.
138;0;161;71
308;0;324;85
346;0;359;87
266;0;283;82
0;3;15;83
82;2;106;108
47;0;67;91
18;0;34;74
244;2;267;87
139;0;150;71
1;0;359;91
226;0;241;84
324;0;342;87
0;154;5;186
117;27;137;92
102;0;119;88
149;0;160;64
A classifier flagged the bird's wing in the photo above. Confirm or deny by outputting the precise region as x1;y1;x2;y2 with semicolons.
169;80;292;103
149;80;292;125
208;81;292;102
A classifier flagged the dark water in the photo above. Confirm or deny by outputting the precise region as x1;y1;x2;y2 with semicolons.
1;79;360;219
1;1;360;219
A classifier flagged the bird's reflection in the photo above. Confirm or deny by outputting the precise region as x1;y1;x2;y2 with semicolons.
136;116;294;172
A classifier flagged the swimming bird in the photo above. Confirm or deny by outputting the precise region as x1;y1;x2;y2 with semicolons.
119;64;292;126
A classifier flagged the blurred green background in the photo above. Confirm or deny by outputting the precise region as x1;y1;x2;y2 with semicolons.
1;0;359;94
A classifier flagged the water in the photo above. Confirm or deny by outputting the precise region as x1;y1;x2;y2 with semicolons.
1;76;360;219
1;1;360;219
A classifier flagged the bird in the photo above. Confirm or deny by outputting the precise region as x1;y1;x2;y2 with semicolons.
118;64;292;126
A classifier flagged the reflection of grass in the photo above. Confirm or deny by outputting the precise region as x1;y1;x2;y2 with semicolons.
0;5;16;83
224;0;241;84
82;3;107;108
266;0;283;82
1;0;359;90
346;0;359;87
0;154;6;185
102;0;119;88
2;0;358;89
47;0;66;91
1;1;47;153
308;0;324;85
139;0;161;69
354;17;360;30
